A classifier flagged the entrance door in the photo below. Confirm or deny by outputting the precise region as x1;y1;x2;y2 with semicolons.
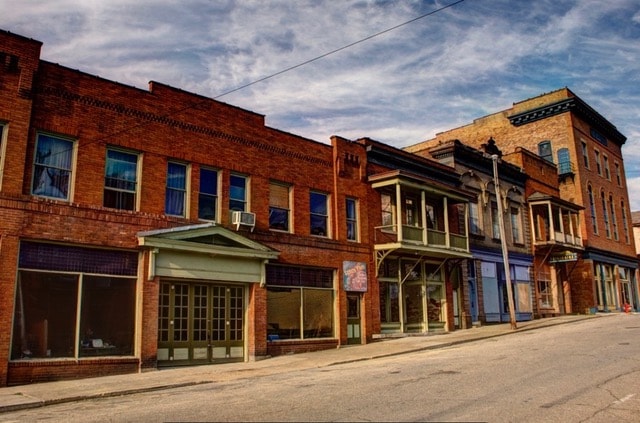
404;283;425;332
346;294;361;344
157;282;244;366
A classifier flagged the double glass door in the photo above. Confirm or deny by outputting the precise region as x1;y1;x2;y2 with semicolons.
158;282;244;366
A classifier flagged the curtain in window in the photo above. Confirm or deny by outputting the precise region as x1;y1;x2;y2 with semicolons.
166;162;186;216
32;134;73;199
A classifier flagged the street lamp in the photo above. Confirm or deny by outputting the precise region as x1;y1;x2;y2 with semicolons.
491;154;518;330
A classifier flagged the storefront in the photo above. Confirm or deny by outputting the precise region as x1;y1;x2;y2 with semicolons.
137;223;279;366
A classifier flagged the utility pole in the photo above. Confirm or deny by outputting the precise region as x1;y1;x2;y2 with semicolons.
492;154;518;330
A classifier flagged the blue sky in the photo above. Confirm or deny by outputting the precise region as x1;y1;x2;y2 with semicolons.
4;0;640;208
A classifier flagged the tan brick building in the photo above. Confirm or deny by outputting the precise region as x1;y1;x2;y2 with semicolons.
407;88;638;315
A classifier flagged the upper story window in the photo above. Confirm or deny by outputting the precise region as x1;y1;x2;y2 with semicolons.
590;128;607;146
609;194;618;241
381;193;394;228
601;190;610;238
310;191;329;237
615;162;622;186
269;182;291;232
603;155;610;180
621;200;630;244
594;150;602;176
346;198;358;241
198;167;218;221
557;148;571;175
404;196;419;226
426;203;438;230
165;161;188;217
229;174;248;212
104;148;139;211
0;123;6;189
468;201;482;235
581;141;589;168
32;133;75;201
538;141;553;163
491;202;500;240
510;206;523;244
588;185;598;234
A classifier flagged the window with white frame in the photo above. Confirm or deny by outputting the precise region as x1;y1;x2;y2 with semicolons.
346;197;358;241
310;191;329;237
198;167;218;221
165;161;188;217
510;206;523;244
104;148;139;211
32;133;75;200
229;174;248;212
269;182;291;231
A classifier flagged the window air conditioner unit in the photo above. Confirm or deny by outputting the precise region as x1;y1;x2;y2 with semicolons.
232;211;256;231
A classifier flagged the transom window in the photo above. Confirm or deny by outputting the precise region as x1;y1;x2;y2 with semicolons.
229;174;248;212
310;191;329;237
346;198;358;241
269;182;291;231
166;161;188;217
198;167;218;221
104;148;139;210
32;133;75;200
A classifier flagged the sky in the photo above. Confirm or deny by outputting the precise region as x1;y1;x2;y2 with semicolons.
4;0;640;208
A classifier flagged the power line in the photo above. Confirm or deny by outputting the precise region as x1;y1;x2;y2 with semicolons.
34;0;467;160
214;0;466;99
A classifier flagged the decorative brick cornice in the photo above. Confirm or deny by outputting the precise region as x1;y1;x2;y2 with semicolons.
508;97;626;146
37;86;332;167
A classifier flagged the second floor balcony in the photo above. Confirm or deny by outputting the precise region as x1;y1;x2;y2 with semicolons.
371;170;472;259
529;193;584;250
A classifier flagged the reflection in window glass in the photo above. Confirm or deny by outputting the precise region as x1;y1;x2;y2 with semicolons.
104;149;138;210
198;168;218;220
166;162;187;216
310;191;328;236
229;174;247;212
11;271;136;360
32;134;73;200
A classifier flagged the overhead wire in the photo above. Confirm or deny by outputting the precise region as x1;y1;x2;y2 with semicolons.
35;0;466;159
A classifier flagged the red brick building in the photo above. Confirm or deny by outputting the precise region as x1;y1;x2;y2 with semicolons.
407;88;638;315
0;29;381;385
1;28;476;386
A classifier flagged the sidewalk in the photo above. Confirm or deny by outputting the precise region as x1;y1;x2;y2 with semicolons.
0;314;603;413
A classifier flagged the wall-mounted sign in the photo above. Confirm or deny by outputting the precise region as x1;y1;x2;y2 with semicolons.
550;251;578;263
343;261;368;292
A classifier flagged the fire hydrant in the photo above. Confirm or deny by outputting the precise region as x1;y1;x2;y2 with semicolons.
624;303;631;314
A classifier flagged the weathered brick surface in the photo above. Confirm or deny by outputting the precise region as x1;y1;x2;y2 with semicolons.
0;30;373;385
